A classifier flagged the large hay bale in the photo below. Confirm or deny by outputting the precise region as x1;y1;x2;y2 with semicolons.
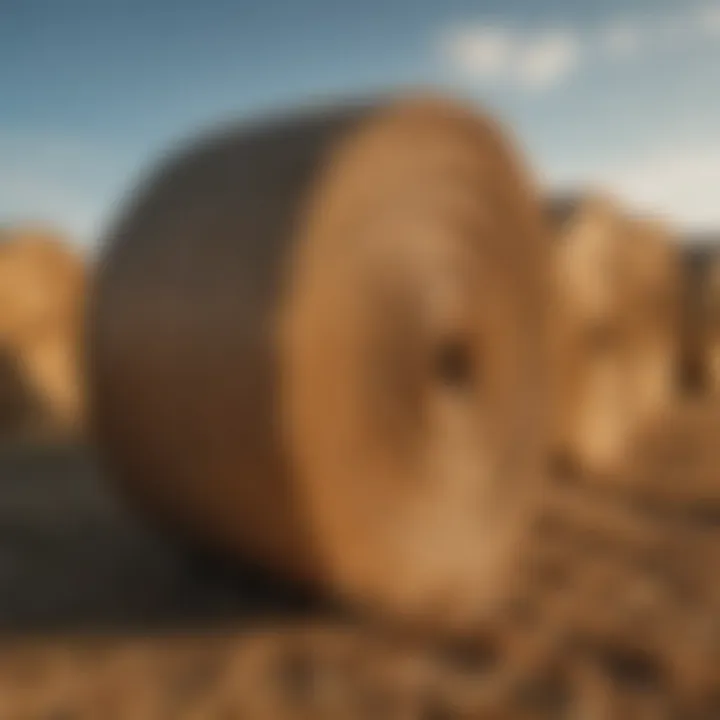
0;227;87;442
549;194;683;478
87;93;551;634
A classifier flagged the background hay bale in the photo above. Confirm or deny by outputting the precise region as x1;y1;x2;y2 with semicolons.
0;227;87;444
548;193;683;479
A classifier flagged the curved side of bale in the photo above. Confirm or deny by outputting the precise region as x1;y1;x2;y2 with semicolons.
88;92;552;635
549;193;683;480
0;228;87;443
88;101;376;586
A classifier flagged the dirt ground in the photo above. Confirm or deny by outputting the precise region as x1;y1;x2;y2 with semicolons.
3;441;720;718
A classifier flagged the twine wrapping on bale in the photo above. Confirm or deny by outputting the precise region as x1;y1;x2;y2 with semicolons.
87;93;552;635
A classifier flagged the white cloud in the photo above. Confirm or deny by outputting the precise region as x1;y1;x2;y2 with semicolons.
597;3;720;52
440;26;581;91
441;27;515;80
515;31;580;90
440;3;720;92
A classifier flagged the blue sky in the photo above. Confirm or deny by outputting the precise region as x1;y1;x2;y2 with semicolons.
1;0;719;248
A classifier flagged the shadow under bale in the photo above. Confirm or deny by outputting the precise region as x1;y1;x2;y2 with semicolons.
0;441;337;638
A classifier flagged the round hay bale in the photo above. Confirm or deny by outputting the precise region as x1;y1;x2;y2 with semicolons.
87;93;551;633
0;227;87;442
549;194;682;479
